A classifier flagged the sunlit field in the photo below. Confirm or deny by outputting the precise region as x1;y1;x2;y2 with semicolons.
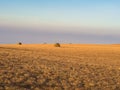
0;44;120;90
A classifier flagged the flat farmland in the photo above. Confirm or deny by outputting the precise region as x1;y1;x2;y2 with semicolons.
0;44;120;90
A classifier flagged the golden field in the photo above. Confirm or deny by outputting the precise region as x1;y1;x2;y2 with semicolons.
0;44;120;90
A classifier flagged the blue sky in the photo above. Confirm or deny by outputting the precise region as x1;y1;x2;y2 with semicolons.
0;0;120;43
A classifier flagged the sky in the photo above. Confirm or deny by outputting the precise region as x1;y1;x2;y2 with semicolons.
0;0;120;44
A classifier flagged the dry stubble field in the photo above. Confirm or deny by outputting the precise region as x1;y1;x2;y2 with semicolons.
0;44;120;90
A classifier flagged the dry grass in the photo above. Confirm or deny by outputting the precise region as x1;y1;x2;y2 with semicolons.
0;44;120;90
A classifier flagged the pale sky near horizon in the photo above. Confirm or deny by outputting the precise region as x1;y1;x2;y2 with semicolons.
0;0;120;44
